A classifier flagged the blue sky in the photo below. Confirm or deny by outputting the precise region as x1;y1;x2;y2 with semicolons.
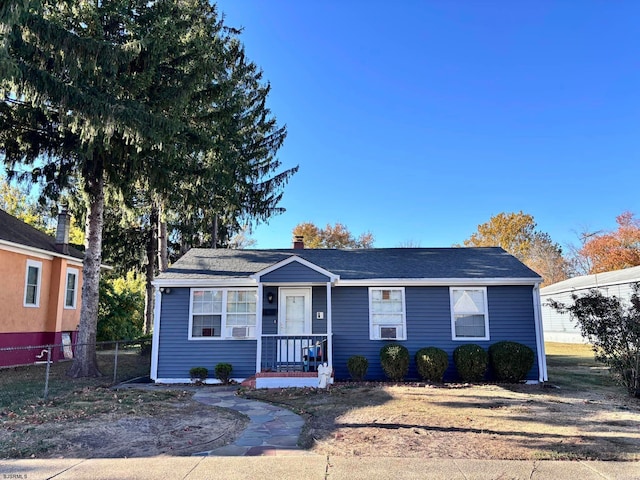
216;1;640;250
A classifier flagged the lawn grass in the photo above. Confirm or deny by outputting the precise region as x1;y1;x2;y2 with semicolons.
240;342;639;460
0;348;151;413
544;342;616;391
0;348;196;458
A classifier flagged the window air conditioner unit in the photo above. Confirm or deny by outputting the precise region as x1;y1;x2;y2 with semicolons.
231;327;248;338
379;326;398;340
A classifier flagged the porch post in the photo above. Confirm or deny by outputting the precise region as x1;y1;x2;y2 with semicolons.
256;283;263;374
326;282;332;371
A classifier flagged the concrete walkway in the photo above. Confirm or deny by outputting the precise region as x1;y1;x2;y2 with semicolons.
190;387;308;456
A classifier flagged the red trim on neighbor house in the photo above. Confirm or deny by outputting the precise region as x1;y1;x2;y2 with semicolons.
0;331;74;367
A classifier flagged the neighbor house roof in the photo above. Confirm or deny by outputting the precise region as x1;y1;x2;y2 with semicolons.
0;208;84;260
157;247;541;283
540;265;640;296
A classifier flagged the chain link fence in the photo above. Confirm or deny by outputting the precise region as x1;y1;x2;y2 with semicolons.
0;339;152;404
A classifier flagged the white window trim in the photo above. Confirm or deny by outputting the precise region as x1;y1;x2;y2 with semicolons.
450;286;490;341
24;259;42;307
188;288;257;340
368;287;407;340
64;267;79;309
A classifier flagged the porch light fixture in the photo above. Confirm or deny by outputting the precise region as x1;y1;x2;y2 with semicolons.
160;287;171;294
267;292;274;304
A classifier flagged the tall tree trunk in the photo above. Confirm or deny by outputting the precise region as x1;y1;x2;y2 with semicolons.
144;204;158;334
211;215;218;249
67;173;104;378
157;201;168;272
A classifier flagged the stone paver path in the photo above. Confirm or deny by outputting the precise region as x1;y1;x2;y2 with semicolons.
192;387;310;456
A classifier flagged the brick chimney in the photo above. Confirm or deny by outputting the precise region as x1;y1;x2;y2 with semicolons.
293;235;304;249
55;208;71;255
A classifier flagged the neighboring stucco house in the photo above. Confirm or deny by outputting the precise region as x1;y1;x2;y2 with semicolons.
0;208;83;366
151;245;546;388
541;265;640;344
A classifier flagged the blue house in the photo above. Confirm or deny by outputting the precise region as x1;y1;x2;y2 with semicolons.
151;245;547;388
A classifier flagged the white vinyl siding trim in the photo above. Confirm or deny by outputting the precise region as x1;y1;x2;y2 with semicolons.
24;259;42;307
188;288;257;340
64;267;79;309
450;287;490;341
369;287;406;340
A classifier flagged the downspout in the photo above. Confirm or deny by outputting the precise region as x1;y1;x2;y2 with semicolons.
532;283;548;382
256;283;263;375
150;286;162;381
326;281;333;374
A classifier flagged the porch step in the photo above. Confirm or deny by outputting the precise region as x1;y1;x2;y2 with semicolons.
241;375;256;389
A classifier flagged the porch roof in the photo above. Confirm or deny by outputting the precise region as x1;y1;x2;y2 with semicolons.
157;247;541;282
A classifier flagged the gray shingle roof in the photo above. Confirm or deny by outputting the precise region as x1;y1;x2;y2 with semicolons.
0;208;84;260
540;265;640;295
158;247;541;281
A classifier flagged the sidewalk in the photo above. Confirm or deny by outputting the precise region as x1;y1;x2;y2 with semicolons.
1;456;639;479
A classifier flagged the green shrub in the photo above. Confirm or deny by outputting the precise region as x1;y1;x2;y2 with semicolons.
215;363;233;384
415;347;449;382
347;355;369;381
489;341;534;383
189;366;208;383
380;344;410;382
453;344;488;382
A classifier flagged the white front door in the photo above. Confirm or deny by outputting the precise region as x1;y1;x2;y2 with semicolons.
278;288;311;363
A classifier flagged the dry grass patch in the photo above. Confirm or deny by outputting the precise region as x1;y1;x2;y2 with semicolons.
0;350;248;458
242;343;640;460
0;388;248;458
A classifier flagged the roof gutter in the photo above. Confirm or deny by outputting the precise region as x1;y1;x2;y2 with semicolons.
0;239;83;265
337;277;543;287
532;283;548;382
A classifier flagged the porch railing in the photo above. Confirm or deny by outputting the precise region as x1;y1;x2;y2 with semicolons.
260;334;329;373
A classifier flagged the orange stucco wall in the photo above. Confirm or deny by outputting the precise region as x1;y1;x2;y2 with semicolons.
0;248;82;334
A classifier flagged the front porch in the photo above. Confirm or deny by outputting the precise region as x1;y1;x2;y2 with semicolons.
260;334;329;373
249;334;332;389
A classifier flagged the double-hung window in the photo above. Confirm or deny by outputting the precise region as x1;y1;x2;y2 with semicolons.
190;289;257;339
24;260;42;307
450;287;489;340
64;268;79;309
369;287;406;340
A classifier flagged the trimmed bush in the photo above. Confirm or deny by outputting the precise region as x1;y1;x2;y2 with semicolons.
453;344;488;382
347;355;369;381
380;344;410;382
489;341;534;383
415;347;449;383
189;366;208;384
215;363;233;384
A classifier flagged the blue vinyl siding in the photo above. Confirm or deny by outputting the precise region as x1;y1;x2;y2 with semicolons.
261;262;330;283
262;287;278;335
312;286;328;334
157;288;257;379
157;284;539;382
331;285;538;382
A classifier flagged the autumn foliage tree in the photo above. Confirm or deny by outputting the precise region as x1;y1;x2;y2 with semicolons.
292;222;374;249
577;212;640;274
463;211;569;286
